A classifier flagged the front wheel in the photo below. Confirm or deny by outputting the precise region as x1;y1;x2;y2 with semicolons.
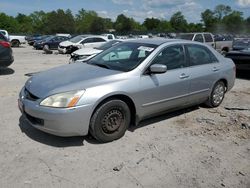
43;44;50;50
90;100;131;143
206;81;226;107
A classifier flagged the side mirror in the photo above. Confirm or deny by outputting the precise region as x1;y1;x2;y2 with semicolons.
149;64;167;74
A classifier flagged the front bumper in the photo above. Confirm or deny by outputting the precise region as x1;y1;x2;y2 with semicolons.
58;46;67;54
18;87;93;137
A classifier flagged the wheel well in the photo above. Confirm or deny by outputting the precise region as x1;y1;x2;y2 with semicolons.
11;39;20;43
219;79;228;91
93;95;136;126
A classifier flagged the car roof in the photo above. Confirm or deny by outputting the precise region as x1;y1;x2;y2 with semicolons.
125;38;182;46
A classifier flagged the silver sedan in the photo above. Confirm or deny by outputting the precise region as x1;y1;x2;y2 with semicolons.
18;39;235;142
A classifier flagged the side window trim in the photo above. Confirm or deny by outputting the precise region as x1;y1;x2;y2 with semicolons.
143;44;187;74
184;44;219;67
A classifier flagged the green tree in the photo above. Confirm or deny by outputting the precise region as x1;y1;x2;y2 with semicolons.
157;20;173;32
143;18;161;31
222;11;244;33
214;4;232;20
44;9;75;34
170;11;188;32
29;11;47;34
75;9;99;33
15;13;33;34
201;9;217;32
0;12;19;33
114;14;133;33
90;17;105;33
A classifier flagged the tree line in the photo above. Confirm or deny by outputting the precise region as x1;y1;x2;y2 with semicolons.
0;4;249;35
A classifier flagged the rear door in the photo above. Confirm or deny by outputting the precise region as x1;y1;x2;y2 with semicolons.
185;44;221;104
137;44;190;118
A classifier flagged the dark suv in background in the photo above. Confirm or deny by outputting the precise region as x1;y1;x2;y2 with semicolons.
0;32;14;68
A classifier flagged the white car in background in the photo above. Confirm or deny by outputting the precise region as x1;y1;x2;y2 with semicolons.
69;39;123;63
58;35;108;54
0;29;26;47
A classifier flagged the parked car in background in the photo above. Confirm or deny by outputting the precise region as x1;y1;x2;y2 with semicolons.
27;35;50;46
0;32;14;68
9;35;26;47
225;48;250;71
25;34;41;42
213;34;233;55
19;39;235;142
58;35;108;54
232;38;250;51
176;33;215;48
69;39;123;63
101;33;116;40
33;35;69;50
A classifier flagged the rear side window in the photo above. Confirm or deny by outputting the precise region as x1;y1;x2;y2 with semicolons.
186;44;218;66
151;45;186;70
94;37;106;42
194;34;204;43
204;34;213;42
82;38;94;44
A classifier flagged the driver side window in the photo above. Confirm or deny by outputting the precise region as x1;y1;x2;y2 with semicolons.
151;45;186;70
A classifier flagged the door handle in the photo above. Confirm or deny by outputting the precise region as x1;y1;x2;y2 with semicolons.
212;67;219;72
179;73;189;79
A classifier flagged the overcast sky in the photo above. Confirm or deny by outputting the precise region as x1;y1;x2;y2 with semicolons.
1;0;250;23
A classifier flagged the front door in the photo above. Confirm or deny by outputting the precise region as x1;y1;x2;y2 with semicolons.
135;45;190;118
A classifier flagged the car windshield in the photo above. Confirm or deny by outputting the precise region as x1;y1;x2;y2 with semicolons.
177;34;194;40
44;36;55;41
88;42;157;72
69;36;85;43
95;40;121;50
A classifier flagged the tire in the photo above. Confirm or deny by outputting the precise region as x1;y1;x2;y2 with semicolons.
90;99;131;143
206;81;226;107
11;40;20;47
44;44;49;50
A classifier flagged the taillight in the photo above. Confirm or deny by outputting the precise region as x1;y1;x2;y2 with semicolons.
0;41;11;48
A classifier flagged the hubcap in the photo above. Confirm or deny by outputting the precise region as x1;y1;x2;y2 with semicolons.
213;84;224;105
102;109;124;133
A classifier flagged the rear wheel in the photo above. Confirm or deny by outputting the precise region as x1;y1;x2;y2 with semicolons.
90;100;131;143
11;40;20;47
206;81;226;107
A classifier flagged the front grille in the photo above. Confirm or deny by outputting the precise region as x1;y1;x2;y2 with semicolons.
25;88;39;101
25;112;44;126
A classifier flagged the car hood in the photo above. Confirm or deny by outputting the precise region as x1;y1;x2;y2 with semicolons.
72;48;102;56
25;63;122;98
60;41;75;47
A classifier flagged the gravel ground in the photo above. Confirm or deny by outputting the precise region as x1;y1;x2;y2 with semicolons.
0;45;249;188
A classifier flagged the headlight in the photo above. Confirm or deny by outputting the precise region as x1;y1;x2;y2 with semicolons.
40;90;85;108
77;55;91;60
